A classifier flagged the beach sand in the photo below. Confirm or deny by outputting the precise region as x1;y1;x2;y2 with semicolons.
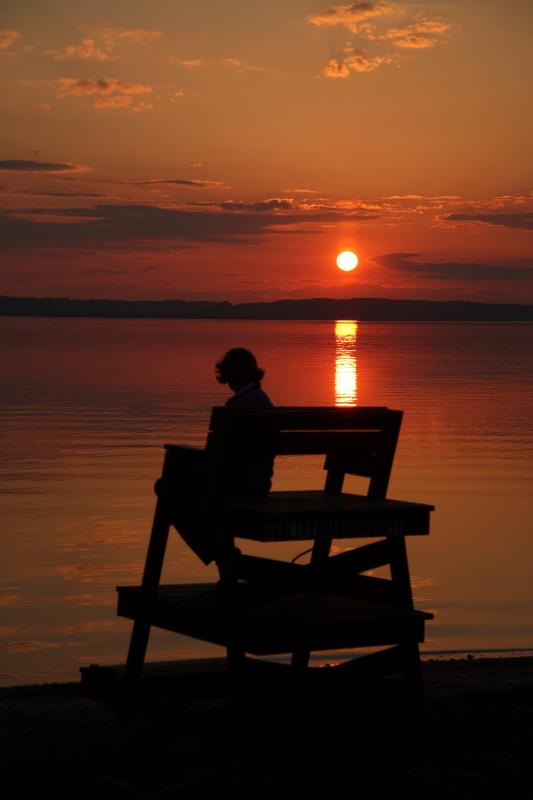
2;656;532;799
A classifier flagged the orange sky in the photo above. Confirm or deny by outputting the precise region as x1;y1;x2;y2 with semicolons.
1;0;532;302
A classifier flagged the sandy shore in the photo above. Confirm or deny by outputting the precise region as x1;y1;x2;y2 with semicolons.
2;656;532;799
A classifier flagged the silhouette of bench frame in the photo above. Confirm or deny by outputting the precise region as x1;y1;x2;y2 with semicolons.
118;406;434;707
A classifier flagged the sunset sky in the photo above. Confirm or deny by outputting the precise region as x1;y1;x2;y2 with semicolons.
1;0;532;302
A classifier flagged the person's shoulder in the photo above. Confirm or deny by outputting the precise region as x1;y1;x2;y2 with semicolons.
227;384;273;409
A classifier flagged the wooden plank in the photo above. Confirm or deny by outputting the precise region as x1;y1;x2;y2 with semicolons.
219;491;433;541
274;430;382;456
209;406;399;432
117;584;431;657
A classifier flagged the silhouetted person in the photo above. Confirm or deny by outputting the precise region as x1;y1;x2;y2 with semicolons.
155;348;274;589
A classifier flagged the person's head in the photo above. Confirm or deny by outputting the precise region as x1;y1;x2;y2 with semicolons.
215;348;265;390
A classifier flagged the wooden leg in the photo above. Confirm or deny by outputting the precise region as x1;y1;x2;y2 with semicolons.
401;641;427;718
118;501;171;720
310;535;332;590
118;618;152;721
389;536;414;609
290;647;310;671
227;643;248;713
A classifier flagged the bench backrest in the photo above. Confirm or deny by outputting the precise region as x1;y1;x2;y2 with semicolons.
206;406;402;499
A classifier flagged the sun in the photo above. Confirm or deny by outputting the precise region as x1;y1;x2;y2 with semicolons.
336;250;359;272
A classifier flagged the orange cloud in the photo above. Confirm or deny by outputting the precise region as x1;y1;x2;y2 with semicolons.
56;78;153;96
0;159;91;173
223;57;263;72
100;27;162;45
324;52;393;77
56;78;153;110
168;57;203;67
47;38;113;61
377;17;453;40
309;2;395;34
93;95;133;109
0;30;21;50
393;35;435;49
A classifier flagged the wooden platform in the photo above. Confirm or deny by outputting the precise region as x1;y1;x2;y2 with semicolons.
118;583;433;657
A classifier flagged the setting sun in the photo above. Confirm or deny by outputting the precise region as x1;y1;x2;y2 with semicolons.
336;251;359;272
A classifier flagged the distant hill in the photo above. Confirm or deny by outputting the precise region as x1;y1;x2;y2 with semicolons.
1;295;532;321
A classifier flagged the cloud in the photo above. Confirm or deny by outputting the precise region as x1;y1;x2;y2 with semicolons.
0;30;21;50
444;213;533;230
281;188;319;194
127;178;225;188
492;194;532;205
310;8;455;77
0;202;362;251
56;78;153;110
372;253;533;281
194;197;380;217
218;198;299;211
393;35;435;49
377;17;453;42
0;159;90;173
56;78;152;96
99;28;162;45
0;187;105;198
383;194;461;201
46;39;113;62
168;58;202;67
93;95;133;109
223;57;263;72
308;3;395;34
324;52;393;77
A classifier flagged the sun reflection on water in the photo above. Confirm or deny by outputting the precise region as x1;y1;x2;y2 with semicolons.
335;321;357;406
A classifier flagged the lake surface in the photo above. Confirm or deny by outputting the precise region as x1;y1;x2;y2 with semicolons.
1;318;532;685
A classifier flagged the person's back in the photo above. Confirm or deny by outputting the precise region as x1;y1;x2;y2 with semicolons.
216;349;274;497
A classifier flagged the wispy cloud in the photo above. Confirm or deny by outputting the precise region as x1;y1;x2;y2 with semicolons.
0;30;21;50
194;196;380;215
393;35;435;49
0;159;91;173
46;39;113;62
373;252;533;282
99;28;162;45
281;188;319;194
0;187;104;198
56;78;153;110
125;178;226;188
43;28;162;63
56;78;152;96
223;57;264;72
444;212;533;231
308;3;395;34
323;52;393;77
168;57;203;67
382;18;453;39
0;202;360;251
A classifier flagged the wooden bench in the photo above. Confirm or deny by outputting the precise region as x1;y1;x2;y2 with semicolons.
118;406;434;708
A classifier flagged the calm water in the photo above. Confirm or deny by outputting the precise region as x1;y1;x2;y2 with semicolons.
1;318;532;685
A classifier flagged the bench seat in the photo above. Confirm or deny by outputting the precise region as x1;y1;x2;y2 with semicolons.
220;491;434;541
117;583;433;657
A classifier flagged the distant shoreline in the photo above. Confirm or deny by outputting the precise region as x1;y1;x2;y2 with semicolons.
1;295;533;321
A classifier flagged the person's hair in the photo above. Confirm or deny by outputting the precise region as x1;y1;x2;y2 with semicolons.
216;348;265;385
